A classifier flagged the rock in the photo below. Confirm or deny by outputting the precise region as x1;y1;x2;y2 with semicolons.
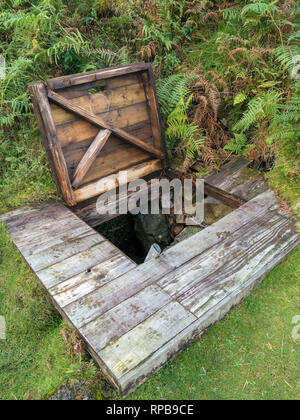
134;213;172;252
203;201;232;225
164;226;203;251
48;379;97;401
174;226;203;243
211;202;232;220
203;203;217;225
171;223;185;237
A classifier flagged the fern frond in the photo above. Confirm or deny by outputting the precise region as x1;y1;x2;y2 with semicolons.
274;45;300;72
241;1;279;16
234;91;281;133
157;74;195;118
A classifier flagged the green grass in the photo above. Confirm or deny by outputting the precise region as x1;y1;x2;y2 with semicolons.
0;220;299;400
0;0;299;400
0;224;98;400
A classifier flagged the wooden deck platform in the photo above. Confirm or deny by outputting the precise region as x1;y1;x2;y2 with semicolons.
1;181;299;395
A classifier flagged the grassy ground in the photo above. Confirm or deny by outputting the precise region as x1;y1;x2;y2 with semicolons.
1;220;299;400
0;224;98;400
0;0;299;401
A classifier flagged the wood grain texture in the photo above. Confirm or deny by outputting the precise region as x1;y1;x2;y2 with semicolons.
54;73;140;100
47;62;149;90
26;230;104;272
31;64;167;207
204;156;269;202
81;284;172;353
204;156;250;191
158;211;292;299
38;241;121;289
28;83;76;206
116;222;300;396
179;216;299;316
1;181;298;397
50;254;136;308
51;82;146;125
48;90;163;159
72;178;161;227
64;258;172;329
72;129;111;189
140;67;167;165
74;159;163;202
56;103;150;148
160;189;277;269
98;301;196;378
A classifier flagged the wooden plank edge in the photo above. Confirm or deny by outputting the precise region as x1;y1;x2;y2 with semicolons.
47;63;149;90
72;129;111;189
28;82;76;206
74;159;163;202
117;233;300;396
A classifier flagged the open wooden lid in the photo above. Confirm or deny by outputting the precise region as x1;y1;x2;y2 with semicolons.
29;63;167;207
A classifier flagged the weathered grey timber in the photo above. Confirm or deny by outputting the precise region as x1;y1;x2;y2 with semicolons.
1;186;298;396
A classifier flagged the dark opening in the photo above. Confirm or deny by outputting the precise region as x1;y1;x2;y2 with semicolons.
94;194;235;265
95;212;173;264
95;214;149;264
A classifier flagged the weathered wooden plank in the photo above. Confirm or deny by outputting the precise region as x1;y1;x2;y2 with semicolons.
55;73;140;100
50;253;136;308
56;104;150;148
6;202;78;236
81;284;172;353
38;241;121;289
22;224;92;258
74;159;163;202
117;315;202;396
159;211;294;301
72;179;161;227
64;258;172;329
48;90;163;159
204;183;246;208
204;157;250;191
230;173;269;201
51;82;146;125
26;230;105;272
72;129;111;189
98;301;196;379
204;157;269;202
65;136;153;188
28;83;76;206
160;190;277;269
179;218;300;315
117;222;299;396
47;63;149;90
9;215;85;249
0;202;63;228
140;67;166;162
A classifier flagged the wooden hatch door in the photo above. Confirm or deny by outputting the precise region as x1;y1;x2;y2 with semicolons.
29;63;167;207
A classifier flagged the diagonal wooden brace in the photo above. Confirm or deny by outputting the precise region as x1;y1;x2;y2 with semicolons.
47;90;164;159
72;129;111;189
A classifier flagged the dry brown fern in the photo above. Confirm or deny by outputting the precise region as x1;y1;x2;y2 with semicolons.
138;41;159;59
188;70;229;169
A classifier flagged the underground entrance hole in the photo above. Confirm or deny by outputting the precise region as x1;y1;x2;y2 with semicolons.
94;196;235;265
95;213;172;264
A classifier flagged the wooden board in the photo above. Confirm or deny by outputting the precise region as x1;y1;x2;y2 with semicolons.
29;63;167;206
1;189;298;396
204;156;269;200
